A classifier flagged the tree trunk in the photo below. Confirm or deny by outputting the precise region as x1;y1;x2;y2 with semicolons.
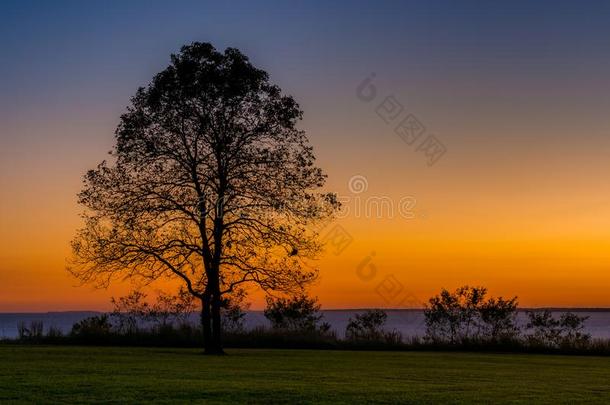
203;270;225;355
210;289;224;354
200;294;212;354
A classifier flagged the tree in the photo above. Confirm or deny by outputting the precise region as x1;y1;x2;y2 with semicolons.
525;310;590;348
345;309;387;341
424;286;518;344
110;287;198;333
110;290;149;334
221;289;249;333
263;294;328;332
71;315;112;339
68;42;338;354
424;286;485;344
478;296;519;342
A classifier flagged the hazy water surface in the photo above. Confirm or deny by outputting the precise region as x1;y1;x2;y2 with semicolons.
3;310;610;339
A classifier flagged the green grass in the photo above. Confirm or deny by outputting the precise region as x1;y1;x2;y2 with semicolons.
1;346;610;403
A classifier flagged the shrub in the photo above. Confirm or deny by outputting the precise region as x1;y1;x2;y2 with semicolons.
46;326;64;339
150;287;197;329
345;309;401;344
478;296;519;342
110;290;149;333
264;295;327;332
71;315;112;338
110;288;198;333
559;312;591;347
424;286;518;344
17;320;44;341
221;289;249;333
525;310;590;348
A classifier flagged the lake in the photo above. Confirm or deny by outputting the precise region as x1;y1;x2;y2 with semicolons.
3;310;610;339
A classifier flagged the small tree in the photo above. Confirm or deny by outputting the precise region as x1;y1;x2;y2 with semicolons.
221;289;250;333
424;286;518;344
345;309;389;341
264;295;327;332
150;287;198;328
424;286;485;343
110;290;150;334
71;315;112;338
478;296;519;342
17;321;44;341
112;288;198;332
559;312;590;347
526;310;590;348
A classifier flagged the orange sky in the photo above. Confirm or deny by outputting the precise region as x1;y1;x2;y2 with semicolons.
3;119;610;311
3;1;610;311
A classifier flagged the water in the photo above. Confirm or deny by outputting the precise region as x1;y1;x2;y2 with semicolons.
3;310;610;339
0;312;100;339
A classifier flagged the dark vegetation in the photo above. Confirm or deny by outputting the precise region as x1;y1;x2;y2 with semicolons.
422;286;593;352
62;41;604;359
68;42;339;354
7;286;610;355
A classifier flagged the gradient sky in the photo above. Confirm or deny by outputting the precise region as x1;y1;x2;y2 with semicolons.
2;0;610;311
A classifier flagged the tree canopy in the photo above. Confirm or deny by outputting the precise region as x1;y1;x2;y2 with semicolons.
69;42;338;353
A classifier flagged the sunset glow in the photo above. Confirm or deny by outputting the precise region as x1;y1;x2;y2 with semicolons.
3;1;610;311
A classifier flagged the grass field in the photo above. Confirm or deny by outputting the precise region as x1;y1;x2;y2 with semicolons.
1;346;610;403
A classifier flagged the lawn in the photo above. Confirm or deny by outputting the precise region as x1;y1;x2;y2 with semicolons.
1;346;610;403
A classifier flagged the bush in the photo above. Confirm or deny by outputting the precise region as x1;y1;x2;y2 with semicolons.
110;291;149;334
71;315;112;338
17;320;44;341
478;296;519;342
4;284;605;355
221;290;249;333
526;310;590;349
345;309;401;344
264;295;329;333
150;287;198;329
110;288;198;334
46;326;64;339
560;312;591;347
424;286;518;344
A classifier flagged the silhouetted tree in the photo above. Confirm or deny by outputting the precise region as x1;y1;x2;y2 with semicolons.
17;321;44;341
110;290;149;334
71;315;112;338
526;310;590;348
221;289;249;333
264;294;329;332
111;287;197;333
69;42;338;354
424;286;518;344
424;286;484;343
478;296;519;342
345;309;397;342
152;287;198;328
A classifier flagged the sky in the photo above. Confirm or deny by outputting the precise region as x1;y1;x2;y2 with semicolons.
2;0;610;311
